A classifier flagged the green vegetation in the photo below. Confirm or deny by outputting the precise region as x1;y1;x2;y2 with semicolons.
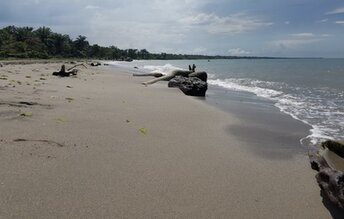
0;25;272;60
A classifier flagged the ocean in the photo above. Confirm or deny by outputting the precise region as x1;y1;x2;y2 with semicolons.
105;59;344;148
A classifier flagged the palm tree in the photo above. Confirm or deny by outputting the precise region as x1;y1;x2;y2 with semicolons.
34;26;52;45
139;49;149;59
15;26;33;41
110;46;121;59
89;44;101;58
127;49;138;59
51;33;70;56
73;35;89;57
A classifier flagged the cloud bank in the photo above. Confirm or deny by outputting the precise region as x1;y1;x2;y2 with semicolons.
0;0;343;57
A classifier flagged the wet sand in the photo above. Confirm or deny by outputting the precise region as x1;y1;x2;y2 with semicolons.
205;85;312;159
0;61;333;218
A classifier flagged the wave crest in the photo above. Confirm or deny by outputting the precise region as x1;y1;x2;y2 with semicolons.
143;64;184;75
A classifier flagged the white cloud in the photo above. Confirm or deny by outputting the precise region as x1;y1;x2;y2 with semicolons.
319;19;328;23
271;39;320;49
1;0;342;57
228;48;251;55
85;5;100;10
152;0;211;11
290;33;314;37
325;7;344;15
270;33;329;49
192;47;207;54
180;13;272;34
87;10;188;50
320;34;333;37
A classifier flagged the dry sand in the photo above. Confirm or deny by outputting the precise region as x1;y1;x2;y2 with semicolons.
0;62;334;218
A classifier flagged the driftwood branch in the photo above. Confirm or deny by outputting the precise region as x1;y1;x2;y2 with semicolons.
133;73;164;78
142;70;192;85
52;65;78;77
67;63;87;71
141;70;208;85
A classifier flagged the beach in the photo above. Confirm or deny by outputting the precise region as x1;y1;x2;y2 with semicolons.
0;62;334;218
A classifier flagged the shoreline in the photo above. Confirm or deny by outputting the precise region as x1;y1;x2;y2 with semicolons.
0;62;336;217
106;58;344;147
204;84;312;159
107;61;313;154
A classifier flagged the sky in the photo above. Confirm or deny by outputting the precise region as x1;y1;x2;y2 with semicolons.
0;0;344;57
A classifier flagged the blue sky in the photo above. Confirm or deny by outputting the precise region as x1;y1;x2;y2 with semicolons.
1;0;344;57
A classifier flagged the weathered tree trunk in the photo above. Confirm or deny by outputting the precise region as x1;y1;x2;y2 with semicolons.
52;65;78;77
141;70;208;85
133;73;164;78
141;70;192;85
189;71;207;82
168;76;208;96
310;140;344;209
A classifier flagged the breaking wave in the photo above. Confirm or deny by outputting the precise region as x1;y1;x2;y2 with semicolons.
209;78;344;146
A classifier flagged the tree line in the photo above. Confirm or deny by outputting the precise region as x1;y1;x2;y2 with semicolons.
0;26;271;60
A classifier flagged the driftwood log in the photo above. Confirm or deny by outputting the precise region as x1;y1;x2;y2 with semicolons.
52;65;78;77
139;70;207;85
133;73;164;78
322;140;344;158
134;69;209;96
168;76;207;96
310;140;344;209
189;71;207;82
52;63;87;77
88;62;101;66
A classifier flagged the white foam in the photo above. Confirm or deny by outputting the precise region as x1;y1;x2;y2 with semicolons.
143;64;184;75
208;79;283;99
103;60;141;66
208;73;216;79
306;126;335;145
208;78;344;146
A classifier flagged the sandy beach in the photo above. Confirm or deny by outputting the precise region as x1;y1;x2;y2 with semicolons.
0;61;334;218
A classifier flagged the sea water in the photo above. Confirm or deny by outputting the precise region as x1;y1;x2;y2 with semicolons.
105;59;344;147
